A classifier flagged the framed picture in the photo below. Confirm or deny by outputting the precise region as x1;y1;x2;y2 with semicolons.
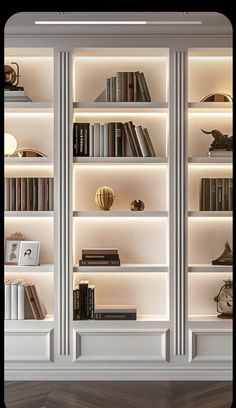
4;240;21;265
18;241;40;266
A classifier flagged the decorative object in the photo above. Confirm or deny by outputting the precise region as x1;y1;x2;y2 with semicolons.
4;62;21;89
212;241;233;265
200;93;232;102
4;232;25;265
95;186;115;210
18;241;40;266
213;279;233;319
4;133;17;156
130;199;145;211
201;128;232;152
10;148;47;158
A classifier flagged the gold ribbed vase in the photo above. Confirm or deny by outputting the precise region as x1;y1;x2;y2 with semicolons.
95;186;115;210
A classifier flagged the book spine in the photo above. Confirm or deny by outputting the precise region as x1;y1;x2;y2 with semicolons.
134;126;149;157
79;283;88;319
89;124;94;157
10;178;16;211
139;71;151;102
229;178;233;211
38;178;45;211
116;72;122;102
84;123;89;157
27;178;33;211
5;283;11;320
17;284;25;320
216;178;222;211
115;122;123;157
127;121;142;157
73;123;77;156
99;124;104;157
127;72;134;102
76;288;80;319
75;123;80;156
121;72;127;101
95;312;136;320
108;122;115;157
49;178;54;211
123;123;137;156
87;286;95;319
44;178;49;211
199;179;203;211
24;285;41;319
82;254;120;260
11;282;18;320
15;178;21;211
4;178;10;211
93;123;100;157
133;72;137;102
79;125;84;156
82;249;118;255
106;78;110;102
136;71;146;101
20;178;27;211
122;126;126;157
73;289;78;320
222;178;228;211
203;178;210;211
104;123;109;157
31;285;44;319
143;128;156;157
79;259;120;266
110;76;116;102
33;178;38;211
210;178;216;211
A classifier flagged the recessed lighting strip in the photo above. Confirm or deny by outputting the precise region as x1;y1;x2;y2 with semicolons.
35;20;202;25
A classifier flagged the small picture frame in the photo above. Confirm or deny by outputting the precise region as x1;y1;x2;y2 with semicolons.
4;240;21;265
18;241;40;266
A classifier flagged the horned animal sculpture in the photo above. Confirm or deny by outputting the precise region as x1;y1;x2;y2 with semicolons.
201;129;232;151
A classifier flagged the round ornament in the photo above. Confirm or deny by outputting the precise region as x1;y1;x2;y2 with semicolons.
130;199;145;211
213;279;233;319
95;186;115;210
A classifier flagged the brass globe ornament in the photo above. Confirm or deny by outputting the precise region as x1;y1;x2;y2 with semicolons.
95;186;115;211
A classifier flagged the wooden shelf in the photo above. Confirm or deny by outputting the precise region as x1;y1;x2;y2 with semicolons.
73;264;168;273
73;102;168;112
73;211;168;218
4;157;53;165
188;102;232;112
188;157;232;164
188;211;232;217
4;211;54;217
4;264;54;273
73;157;168;164
188;264;232;273
4;102;53;112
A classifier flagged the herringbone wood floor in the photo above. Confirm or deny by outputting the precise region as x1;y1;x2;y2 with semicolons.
4;381;233;408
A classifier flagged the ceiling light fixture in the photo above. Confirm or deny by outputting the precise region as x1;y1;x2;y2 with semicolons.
35;20;202;25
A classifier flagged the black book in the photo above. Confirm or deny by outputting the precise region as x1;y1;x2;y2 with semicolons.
87;286;95;319
115;122;123;157
82;254;120;260
83;123;90;157
79;259;120;266
95;306;136;320
73;123;78;157
79;280;89;319
73;288;79;320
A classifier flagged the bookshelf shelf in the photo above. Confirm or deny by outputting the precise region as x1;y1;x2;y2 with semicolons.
4;157;53;166
4;314;54;327
4;102;54;112
73;102;168;111
188;102;232;113
73;264;168;273
4;211;54;217
188;211;232;218
73;211;168;218
188;264;232;273
188;157;232;164
73;157;168;164
4;264;54;273
188;315;233;324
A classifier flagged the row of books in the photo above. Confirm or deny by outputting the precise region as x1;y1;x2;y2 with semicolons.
4;280;45;320
106;71;151;102
73;122;156;158
4;178;54;211
200;178;233;211
79;248;121;266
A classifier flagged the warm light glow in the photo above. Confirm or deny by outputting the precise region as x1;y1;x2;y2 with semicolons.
35;20;202;26
188;56;232;61
5;56;53;60
73;164;167;169
74;56;167;60
4;133;17;156
4;112;53;116
188;164;232;169
189;217;232;221
74;112;167;117
188;113;232;117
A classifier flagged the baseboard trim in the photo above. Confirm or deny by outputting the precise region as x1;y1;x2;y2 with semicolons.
5;368;232;381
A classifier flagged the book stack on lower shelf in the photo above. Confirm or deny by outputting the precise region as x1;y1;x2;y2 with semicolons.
73;280;95;320
4;280;45;320
95;305;137;320
105;71;151;102
79;248;120;266
73;121;155;158
200;178;233;211
4;177;54;211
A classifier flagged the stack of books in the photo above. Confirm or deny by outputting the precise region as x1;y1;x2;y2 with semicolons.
4;89;32;102
73;280;95;320
208;150;232;157
106;71;151;102
4;280;45;320
79;248;120;266
73;121;156;157
200;178;233;211
95;305;137;320
4;177;54;211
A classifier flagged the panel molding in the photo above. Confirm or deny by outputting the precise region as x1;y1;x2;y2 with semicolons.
73;328;169;363
188;329;232;362
5;329;53;362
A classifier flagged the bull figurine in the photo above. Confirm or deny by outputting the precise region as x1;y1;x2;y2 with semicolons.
201;128;233;151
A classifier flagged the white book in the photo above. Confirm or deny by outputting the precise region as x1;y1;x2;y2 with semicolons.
104;123;109;157
17;284;25;320
89;124;94;157
11;281;18;320
134;125;149;157
100;124;104;157
5;282;11;320
94;123;100;157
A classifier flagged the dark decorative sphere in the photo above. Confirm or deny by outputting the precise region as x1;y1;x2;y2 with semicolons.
130;199;145;211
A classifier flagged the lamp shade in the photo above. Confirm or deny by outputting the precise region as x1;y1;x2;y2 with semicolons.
4;133;17;156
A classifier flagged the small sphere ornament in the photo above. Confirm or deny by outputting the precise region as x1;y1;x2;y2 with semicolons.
95;186;115;211
130;199;145;211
